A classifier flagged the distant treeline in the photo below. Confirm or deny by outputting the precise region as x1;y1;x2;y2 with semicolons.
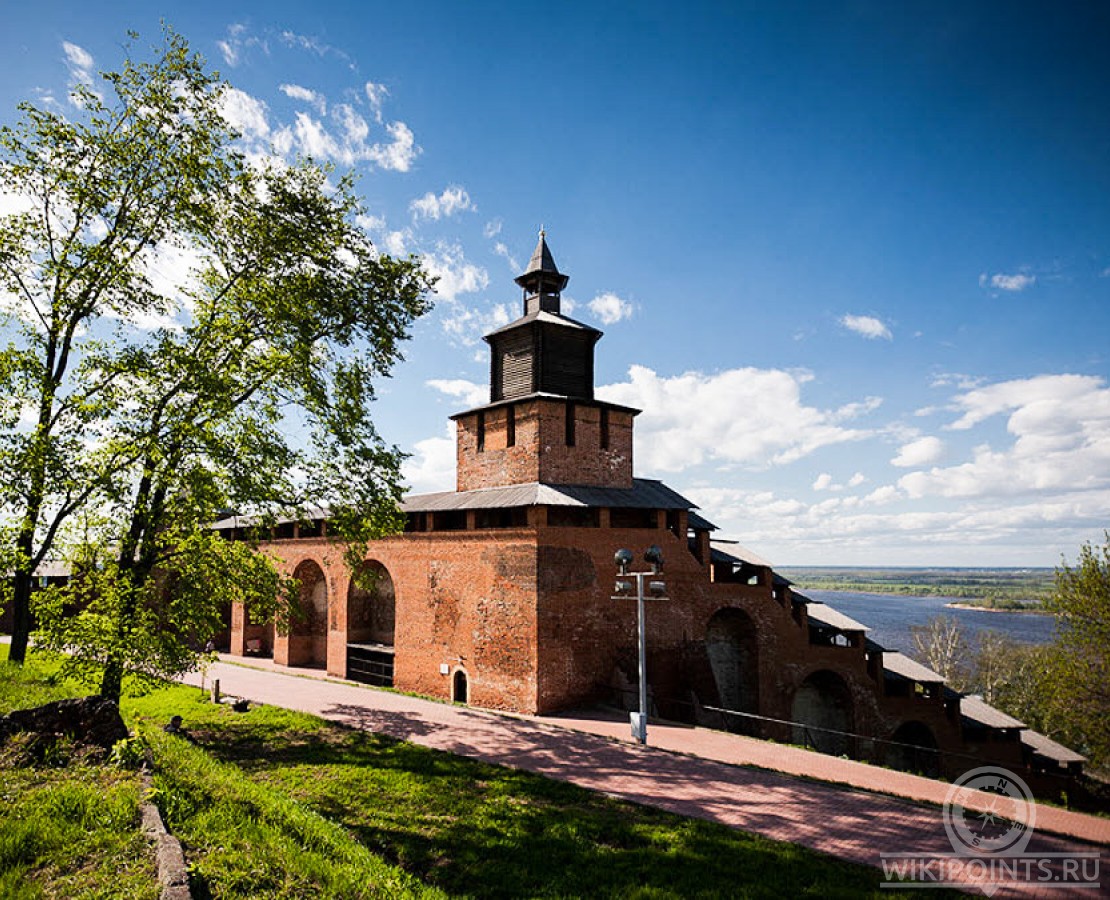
778;567;1053;608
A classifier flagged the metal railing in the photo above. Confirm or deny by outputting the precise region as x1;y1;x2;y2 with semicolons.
604;685;1084;796
346;645;394;687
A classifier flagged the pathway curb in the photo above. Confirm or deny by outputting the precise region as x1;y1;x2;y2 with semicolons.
140;770;192;900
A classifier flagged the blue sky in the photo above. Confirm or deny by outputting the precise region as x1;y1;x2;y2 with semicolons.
2;2;1108;566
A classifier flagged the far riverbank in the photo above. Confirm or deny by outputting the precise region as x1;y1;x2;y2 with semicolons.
798;589;1056;652
944;601;1048;615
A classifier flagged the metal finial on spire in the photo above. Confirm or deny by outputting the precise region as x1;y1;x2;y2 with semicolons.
515;229;569;301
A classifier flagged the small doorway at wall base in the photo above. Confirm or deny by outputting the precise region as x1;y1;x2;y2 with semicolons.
453;669;468;704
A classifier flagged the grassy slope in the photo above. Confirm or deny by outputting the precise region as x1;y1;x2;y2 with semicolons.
127;684;895;899
2;650;916;898
0;647;159;900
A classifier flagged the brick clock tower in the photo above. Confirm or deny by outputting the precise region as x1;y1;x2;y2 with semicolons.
452;231;640;491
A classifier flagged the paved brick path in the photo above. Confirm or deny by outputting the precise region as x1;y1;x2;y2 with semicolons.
184;657;1107;898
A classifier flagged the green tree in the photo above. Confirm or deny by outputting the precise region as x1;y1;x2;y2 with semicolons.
0;28;239;664
909;615;971;691
1;29;432;698
985;642;1059;733
968;629;1013;705
1044;534;1110;768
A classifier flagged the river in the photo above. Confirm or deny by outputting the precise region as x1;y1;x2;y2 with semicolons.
801;589;1056;653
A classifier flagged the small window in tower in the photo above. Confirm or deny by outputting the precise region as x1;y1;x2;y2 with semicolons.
600;407;610;450
506;405;516;447
476;412;485;452
565;401;576;447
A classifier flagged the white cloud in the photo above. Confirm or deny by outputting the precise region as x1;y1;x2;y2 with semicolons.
273;110;418;171
898;374;1110;499
287;112;333;158
381;229;412;257
216;23;267;68
62;41;94;75
946;374;1107;431
891;436;944;468
980;272;1035;292
0;187;34;218
830;396;883;422
493;242;520;271
588;292;633;325
483;219;503;239
217;39;239;67
355;212;387;234
411;186;473;221
438;302;510;347
840;314;892;340
725;372;1110;562
427;378;487;407
812;471;867;492
597;365;873;473
364;82;389;123
402;425;456;494
279;83;326;115
337;104;369;144
279;30;353;67
62;41;100;103
422;243;489;303
369;121;418;171
140;239;205;309
219;87;270;139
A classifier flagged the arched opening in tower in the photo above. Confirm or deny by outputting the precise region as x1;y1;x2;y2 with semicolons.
345;560;396;687
791;669;855;756
706;607;760;732
347;560;395;646
288;559;328;667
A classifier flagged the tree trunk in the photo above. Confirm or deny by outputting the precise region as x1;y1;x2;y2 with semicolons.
7;570;33;664
98;468;157;701
7;514;42;665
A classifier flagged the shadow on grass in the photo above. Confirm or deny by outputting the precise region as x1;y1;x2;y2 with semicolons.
186;713;892;898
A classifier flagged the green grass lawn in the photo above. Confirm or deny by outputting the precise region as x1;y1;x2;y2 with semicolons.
0;647;159;900
2;647;911;898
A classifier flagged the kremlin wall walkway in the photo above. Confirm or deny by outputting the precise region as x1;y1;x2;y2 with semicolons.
183;657;1107;896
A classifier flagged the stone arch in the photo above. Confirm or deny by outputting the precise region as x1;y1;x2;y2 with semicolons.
241;603;274;657
705;607;760;727
791;669;855;756
886;720;940;777
288;558;328;667
453;669;469;704
347;560;396;646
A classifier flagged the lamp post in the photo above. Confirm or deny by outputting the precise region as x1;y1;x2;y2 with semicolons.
612;545;666;745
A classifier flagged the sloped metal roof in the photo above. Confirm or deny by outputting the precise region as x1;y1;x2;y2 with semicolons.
687;510;718;532
710;540;772;568
806;603;870;632
449;391;640;420
515;231;569;290
210;504;331;531
484;309;600;338
882;651;944;683
960;694;1026;729
524;232;561;275
402;478;699;513
1021;729;1086;764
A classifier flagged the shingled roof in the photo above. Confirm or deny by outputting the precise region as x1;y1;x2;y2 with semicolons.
402;477;698;513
